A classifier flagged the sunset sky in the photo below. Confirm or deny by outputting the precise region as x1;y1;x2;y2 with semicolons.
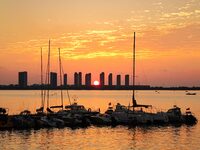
0;0;200;86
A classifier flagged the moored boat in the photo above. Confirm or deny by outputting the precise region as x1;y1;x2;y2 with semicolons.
105;32;197;127
64;102;99;116
186;92;196;95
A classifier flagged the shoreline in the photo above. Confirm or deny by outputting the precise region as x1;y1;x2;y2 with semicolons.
0;85;200;90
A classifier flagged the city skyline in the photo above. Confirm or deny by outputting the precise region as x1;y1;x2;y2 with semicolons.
0;0;200;86
16;71;134;86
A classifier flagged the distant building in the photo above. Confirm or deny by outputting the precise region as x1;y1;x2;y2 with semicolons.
50;72;57;87
18;71;28;87
108;73;112;86
125;74;129;86
63;74;67;86
116;75;121;86
100;72;105;86
85;73;91;86
74;72;79;86
78;72;82;86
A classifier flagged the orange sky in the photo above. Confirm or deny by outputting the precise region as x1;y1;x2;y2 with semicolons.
0;0;200;86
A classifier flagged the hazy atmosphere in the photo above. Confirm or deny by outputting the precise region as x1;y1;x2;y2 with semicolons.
0;0;200;86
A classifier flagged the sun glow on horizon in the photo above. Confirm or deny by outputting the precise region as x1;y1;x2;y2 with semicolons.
93;80;100;86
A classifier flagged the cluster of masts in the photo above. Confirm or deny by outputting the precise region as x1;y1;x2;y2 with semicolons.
0;32;197;130
36;32;139;114
37;40;69;114
36;34;138;114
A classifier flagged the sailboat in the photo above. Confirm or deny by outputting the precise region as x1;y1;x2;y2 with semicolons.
35;40;59;114
36;48;45;114
35;41;65;127
49;48;64;111
105;32;197;125
57;50;99;117
104;32;157;125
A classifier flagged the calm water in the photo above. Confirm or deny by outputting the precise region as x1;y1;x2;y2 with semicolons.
0;90;200;150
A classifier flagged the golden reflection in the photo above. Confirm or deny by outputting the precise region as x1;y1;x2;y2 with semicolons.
0;90;200;115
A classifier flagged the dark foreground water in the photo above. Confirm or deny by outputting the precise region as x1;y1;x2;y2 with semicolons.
0;90;199;150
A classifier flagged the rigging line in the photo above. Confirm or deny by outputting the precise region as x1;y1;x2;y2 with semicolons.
43;46;50;110
47;39;51;109
43;44;50;109
40;48;44;109
59;50;71;105
132;32;136;106
43;63;48;109
58;48;64;110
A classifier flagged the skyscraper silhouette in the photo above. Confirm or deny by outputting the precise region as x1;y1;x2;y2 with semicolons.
18;71;28;87
74;72;78;86
50;72;57;87
78;72;82;86
85;73;91;86
63;74;67;86
125;74;129;86
116;74;121;86
100;72;105;86
108;73;112;86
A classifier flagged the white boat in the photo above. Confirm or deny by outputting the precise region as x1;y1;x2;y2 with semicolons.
64;102;99;116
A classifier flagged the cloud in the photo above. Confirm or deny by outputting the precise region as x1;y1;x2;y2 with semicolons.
62;50;131;60
162;11;193;18
86;30;117;35
1;0;199;62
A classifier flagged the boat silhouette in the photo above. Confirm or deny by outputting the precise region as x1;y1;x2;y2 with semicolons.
104;32;198;126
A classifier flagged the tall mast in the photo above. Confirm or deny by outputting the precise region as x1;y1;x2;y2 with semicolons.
58;48;64;110
59;48;71;106
47;40;51;109
132;32;136;106
41;48;44;111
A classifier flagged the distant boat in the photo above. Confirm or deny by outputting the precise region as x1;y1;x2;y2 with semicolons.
186;92;196;95
155;90;160;94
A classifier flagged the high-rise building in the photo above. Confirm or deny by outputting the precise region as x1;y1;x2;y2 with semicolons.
108;73;112;86
116;75;121;86
125;74;129;86
63;74;67;86
78;72;82;86
85;73;91;86
74;72;79;86
50;72;57;87
100;72;105;86
18;71;28;87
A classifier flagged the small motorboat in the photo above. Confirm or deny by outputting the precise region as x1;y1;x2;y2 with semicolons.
186;92;196;95
166;106;197;125
65;102;99;116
